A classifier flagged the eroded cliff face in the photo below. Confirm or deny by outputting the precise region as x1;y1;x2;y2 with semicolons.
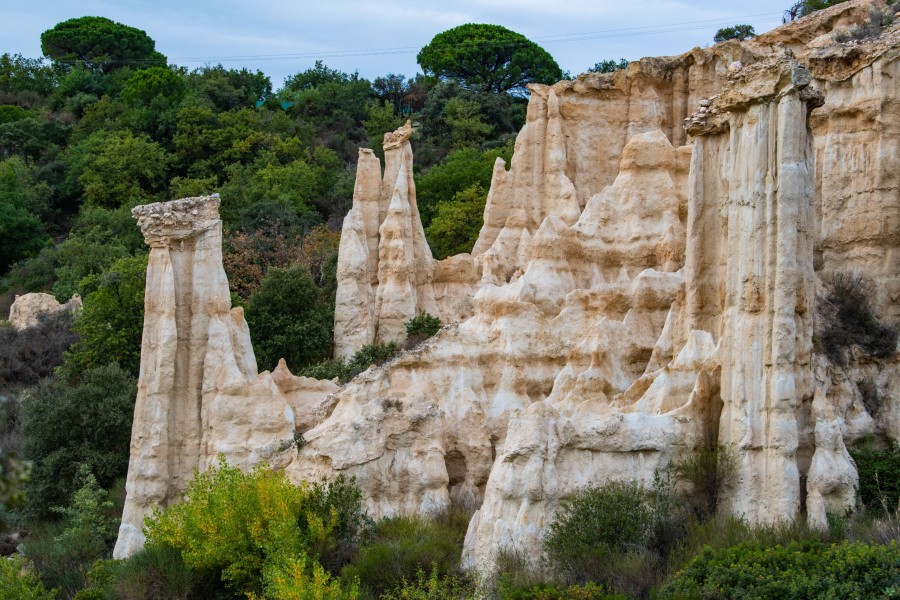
117;0;899;568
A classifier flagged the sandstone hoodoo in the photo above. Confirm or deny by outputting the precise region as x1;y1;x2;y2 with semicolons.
115;0;900;574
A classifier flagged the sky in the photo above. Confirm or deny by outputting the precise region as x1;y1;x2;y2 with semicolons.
2;0;794;88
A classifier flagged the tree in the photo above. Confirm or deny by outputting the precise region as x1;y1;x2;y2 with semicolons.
713;25;757;42
22;363;136;518
425;184;489;259
40;16;165;73
415;143;513;227
66;129;171;208
63;254;148;376
417;24;562;95
0;158;51;273
186;65;272;112
120;66;186;106
588;58;629;74
785;0;848;21
0;53;57;98
245;265;335;373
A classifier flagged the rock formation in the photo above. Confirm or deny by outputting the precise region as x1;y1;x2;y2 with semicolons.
116;0;900;570
7;292;81;330
113;196;338;558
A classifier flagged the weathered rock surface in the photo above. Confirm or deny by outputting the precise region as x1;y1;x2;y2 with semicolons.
117;0;900;569
113;196;337;558
7;292;81;330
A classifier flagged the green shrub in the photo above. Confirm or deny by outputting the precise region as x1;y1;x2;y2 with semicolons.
74;544;228;600
544;481;655;584
22;363;136;518
341;510;468;599
347;342;400;376
144;457;358;597
499;581;626;600
405;313;442;339
303;475;372;575
851;443;900;510
301;359;350;382
658;540;900;599
258;554;356;600
23;466;119;598
713;25;756;42
0;554;57;600
303;342;402;384
380;567;474;600
819;272;897;366
671;446;736;521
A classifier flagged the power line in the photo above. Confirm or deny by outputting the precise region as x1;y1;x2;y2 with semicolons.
48;11;784;67
164;12;783;63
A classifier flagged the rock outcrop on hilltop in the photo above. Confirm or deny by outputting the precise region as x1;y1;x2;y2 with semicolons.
116;0;900;569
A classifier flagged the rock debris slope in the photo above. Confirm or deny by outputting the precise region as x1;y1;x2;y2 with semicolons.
116;0;899;568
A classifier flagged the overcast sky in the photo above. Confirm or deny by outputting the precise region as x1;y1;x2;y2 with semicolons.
3;0;793;88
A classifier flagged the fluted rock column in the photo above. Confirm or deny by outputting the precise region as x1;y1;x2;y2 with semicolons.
114;195;296;558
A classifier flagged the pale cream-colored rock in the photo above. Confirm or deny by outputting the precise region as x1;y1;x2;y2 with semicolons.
114;196;333;558
118;0;899;573
7;292;81;330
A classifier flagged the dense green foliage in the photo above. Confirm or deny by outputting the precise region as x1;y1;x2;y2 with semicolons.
302;342;401;383
417;24;562;95
22;363;136;518
379;567;474;600
713;24;757;42
416;144;513;228
850;443;900;510
543;481;667;591
0;554;57;600
425;184;487;259
405;313;442;340
63;254;147;377
658;540;900;599
40;17;165;73
341;510;470;599
23;467;121;597
588;59;629;74
143;458;360;598
245;265;335;373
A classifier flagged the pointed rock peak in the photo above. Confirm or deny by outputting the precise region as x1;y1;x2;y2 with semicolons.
492;156;508;171
619;130;676;172
671;329;717;369
518;228;532;247
547;88;561;119
341;207;364;232
388;163;411;214
352;151;382;207
383;119;413;151
534;215;567;242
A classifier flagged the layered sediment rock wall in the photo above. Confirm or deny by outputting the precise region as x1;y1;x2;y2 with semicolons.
116;0;899;567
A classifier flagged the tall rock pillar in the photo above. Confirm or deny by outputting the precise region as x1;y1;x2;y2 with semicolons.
114;195;295;558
